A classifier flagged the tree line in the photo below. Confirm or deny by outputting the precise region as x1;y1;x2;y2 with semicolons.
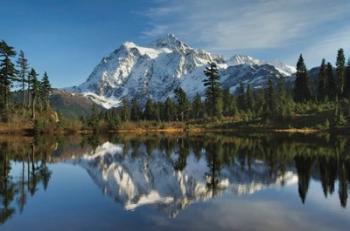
84;48;350;130
0;40;52;122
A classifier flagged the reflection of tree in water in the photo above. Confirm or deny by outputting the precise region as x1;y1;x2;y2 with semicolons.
2;133;350;225
205;142;225;197
127;134;350;206
174;139;190;171
0;142;16;224
294;155;313;204
0;139;52;225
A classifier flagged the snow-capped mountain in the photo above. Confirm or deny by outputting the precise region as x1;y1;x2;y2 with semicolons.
228;54;262;66
70;142;297;217
67;34;296;108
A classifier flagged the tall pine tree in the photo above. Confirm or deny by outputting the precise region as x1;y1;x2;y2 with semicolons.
222;88;237;116
0;40;17;121
39;72;51;111
317;59;327;101
264;78;276;117
203;62;222;117
294;54;311;102
326;62;337;100
144;99;155;120
237;82;246;111
16;50;29;106
28;68;39;120
336;48;346;96
130;98;142;121
174;87;190;121
344;59;350;99
164;97;176;121
191;93;202;119
245;84;255;112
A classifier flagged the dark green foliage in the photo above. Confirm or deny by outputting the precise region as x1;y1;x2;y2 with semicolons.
245;84;255;112
275;78;293;120
264;79;276;118
164;97;176;121
237;82;246;111
40;72;51;110
203;62;222;117
16;50;29;106
174;87;190;121
326;62;337;100
106;110;121;129
191;94;203;119
28;68;40;119
144;99;157;120
86;104;100;131
317;59;327;101
336;48;346;96
294;54;311;102
0;40;17;121
344;59;350;99
222;88;237;116
332;99;347;127
130;98;142;121
120;99;130;121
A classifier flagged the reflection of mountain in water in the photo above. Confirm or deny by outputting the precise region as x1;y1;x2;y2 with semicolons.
71;142;297;217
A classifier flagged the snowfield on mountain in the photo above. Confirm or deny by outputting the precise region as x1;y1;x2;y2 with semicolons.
66;34;296;108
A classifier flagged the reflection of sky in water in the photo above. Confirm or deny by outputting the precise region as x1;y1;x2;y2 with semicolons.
2;141;350;231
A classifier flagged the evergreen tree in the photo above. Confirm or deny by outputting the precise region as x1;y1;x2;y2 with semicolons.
0;40;17;121
245;84;255;112
294;54;311;102
336;48;346;96
39;72;51;111
120;99;130;121
203;62;222;117
344;59;350;99
317;59;327;101
144;99;155;120
28;69;39;120
326;62;337;100
87;104;100;131
16;50;29;106
222;88;237;116
130;98;142;121
333;99;347;127
191;93;202;119
153;102;161;121
237;82;246;111
264;78;276;117
106;111;121;129
174;87;190;121
276;78;293;119
164;97;176;121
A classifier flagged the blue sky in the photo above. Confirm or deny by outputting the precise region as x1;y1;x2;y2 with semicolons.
1;0;350;88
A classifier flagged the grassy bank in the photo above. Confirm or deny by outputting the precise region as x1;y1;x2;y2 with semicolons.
2;116;349;135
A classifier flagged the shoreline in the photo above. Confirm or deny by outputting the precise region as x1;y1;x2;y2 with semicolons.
0;125;348;136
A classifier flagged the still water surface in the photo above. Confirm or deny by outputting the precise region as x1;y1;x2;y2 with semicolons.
0;133;350;230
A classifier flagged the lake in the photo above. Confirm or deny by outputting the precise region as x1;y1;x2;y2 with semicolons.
0;133;349;230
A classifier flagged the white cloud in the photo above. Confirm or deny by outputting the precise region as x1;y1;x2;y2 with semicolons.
142;0;350;64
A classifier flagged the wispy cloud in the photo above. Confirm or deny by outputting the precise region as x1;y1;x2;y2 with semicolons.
142;0;350;65
298;26;350;66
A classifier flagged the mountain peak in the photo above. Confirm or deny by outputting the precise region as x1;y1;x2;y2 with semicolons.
151;33;189;50
68;36;296;109
228;54;262;66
